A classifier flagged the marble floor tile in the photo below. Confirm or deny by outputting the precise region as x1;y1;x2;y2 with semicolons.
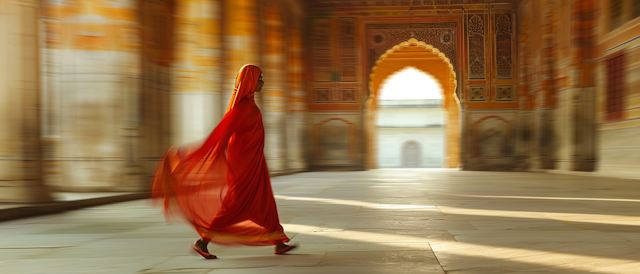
318;250;441;267
0;234;111;249
150;254;324;270
37;238;199;258
207;266;445;274
0;257;169;274
3;170;640;273
0;248;58;260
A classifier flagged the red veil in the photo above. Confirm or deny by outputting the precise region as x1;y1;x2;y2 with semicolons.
151;65;290;246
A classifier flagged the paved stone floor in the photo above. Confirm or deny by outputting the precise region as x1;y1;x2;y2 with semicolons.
2;169;640;273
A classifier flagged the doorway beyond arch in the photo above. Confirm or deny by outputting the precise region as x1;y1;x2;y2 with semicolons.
365;38;460;169
402;140;422;167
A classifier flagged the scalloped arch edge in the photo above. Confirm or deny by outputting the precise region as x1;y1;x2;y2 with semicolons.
369;38;457;100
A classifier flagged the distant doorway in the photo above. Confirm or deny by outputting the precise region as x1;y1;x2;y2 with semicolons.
401;141;421;167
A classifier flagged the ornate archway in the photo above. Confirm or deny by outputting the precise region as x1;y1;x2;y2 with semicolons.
364;38;460;169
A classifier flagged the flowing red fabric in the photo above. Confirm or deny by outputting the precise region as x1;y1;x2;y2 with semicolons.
151;65;290;246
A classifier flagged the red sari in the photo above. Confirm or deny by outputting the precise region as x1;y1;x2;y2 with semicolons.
151;65;290;246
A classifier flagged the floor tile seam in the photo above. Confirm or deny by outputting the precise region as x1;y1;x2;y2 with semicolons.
273;181;334;192
0;193;148;223
205;264;323;272
620;241;640;251
141;255;178;271
427;242;449;274
429;242;639;264
0;246;67;250
0;237;110;250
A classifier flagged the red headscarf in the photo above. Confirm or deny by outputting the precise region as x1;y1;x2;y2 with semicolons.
227;64;262;112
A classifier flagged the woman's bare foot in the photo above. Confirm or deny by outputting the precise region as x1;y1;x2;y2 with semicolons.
196;239;209;253
191;239;217;259
274;242;297;254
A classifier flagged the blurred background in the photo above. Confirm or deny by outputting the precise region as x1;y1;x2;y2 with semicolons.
1;0;639;204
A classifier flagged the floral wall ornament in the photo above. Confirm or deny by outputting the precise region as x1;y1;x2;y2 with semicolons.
367;22;458;73
470;86;486;101
468;14;486;79
440;32;452;44
496;86;513;101
495;14;513;79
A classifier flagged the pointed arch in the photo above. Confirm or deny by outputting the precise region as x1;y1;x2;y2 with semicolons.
369;38;458;102
364;38;460;169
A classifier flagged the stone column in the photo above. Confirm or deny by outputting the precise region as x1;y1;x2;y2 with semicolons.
171;0;222;145
223;0;258;111
445;77;460;168
40;0;62;187
458;91;467;169
537;4;558;170
286;25;307;171
39;0;145;191
516;11;533;170
0;0;52;202
262;4;286;172
570;0;597;171
140;0;173;178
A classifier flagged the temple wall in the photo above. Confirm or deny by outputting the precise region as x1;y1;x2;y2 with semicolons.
10;0;640;202
517;0;640;178
593;0;640;178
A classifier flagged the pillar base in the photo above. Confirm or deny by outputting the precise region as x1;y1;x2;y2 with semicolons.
0;185;53;203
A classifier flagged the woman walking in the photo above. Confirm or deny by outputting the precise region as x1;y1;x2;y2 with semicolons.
151;64;296;259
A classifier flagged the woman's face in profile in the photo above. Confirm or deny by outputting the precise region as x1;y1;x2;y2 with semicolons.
255;74;264;93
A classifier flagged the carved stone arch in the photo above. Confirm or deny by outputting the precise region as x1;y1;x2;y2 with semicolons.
369;38;458;104
365;38;460;169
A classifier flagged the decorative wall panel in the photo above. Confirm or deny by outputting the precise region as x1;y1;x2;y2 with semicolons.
469;113;515;158
496;85;514;101
470;86;486;101
311;18;332;82
313;118;357;159
339;18;358;82
315;88;331;102
308;0;476;8
367;22;458;73
341;88;357;102
473;116;512;157
320;120;349;158
495;14;513;79
467;14;485;79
